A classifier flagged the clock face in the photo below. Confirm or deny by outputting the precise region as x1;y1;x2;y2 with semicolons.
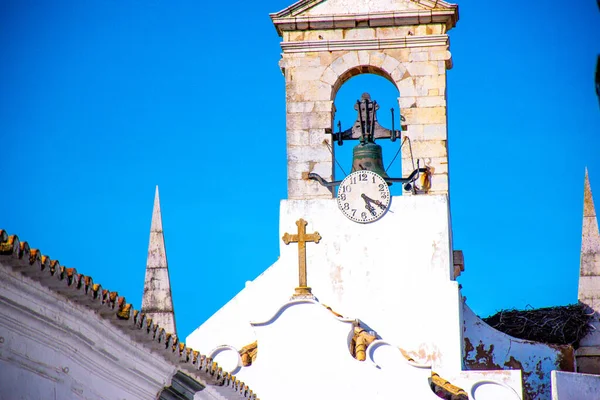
337;170;391;223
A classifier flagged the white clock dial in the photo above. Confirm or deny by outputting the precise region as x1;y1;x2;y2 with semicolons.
337;170;391;223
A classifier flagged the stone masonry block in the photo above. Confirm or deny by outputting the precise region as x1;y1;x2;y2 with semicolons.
414;75;446;96
287;129;310;146
429;173;448;193
320;67;339;86
299;80;333;101
287;101;315;114
398;96;417;109
288;159;334;181
401;107;446;125
287;111;332;130
288;178;333;199
344;27;377;40
357;50;370;66
342;51;360;70
314;101;334;113
429;50;452;61
390;64;408;83
406;61;439;77
319;52;339;67
370;52;387;68
331;55;349;76
405;139;448;158
409;51;429;62
437;61;448;74
402;123;446;141
292;65;328;81
400;156;449;175
381;55;401;75
396;78;418;97
403;123;423;137
417;96;446;108
308;129;329;146
282;54;323;68
288;161;311;180
287;145;331;163
386;48;411;63
423;124;448;139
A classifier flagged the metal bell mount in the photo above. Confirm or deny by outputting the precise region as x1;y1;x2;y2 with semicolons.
308;92;427;188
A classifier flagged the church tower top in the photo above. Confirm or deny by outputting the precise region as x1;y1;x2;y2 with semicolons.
141;186;177;336
272;0;458;199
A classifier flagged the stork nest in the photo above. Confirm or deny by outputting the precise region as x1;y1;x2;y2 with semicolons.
483;303;594;347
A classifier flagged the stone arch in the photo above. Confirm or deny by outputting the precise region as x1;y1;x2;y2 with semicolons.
319;51;409;102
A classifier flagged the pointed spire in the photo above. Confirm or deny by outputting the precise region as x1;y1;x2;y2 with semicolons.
578;169;600;310
142;186;177;336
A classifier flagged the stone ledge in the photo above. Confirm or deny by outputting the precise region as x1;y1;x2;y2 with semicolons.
281;35;449;53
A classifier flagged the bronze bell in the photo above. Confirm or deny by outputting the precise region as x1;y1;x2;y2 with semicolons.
351;142;390;180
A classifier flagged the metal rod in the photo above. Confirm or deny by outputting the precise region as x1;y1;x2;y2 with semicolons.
370;101;376;140
364;99;370;142
357;100;365;142
307;173;343;187
307;168;429;188
390;108;396;142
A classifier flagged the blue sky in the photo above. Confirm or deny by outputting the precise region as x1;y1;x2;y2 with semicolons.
1;0;598;339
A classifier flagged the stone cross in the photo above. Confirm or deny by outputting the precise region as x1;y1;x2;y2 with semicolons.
282;218;321;297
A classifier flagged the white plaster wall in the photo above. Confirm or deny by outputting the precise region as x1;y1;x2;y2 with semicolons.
551;371;600;399
0;262;176;400
188;196;463;378
463;304;569;400
233;300;443;400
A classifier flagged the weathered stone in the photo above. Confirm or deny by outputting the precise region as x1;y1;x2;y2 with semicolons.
417;96;446;108
407;139;448;157
398;96;417;109
409;51;429;62
142;186;177;336
381;54;401;74
357;50;370;66
291;65;328;81
402;107;447;125
287;145;331;163
287;101;316;114
276;2;453;199
396;77;418;97
287;129;310;146
308;129;328;146
406;61;439;77
320;67;339;86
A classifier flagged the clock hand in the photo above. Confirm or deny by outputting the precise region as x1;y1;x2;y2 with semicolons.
362;194;387;210
361;194;377;216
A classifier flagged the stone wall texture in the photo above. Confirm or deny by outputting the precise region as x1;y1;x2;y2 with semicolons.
278;21;453;199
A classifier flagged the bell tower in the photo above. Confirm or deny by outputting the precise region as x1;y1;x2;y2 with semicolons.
271;0;458;199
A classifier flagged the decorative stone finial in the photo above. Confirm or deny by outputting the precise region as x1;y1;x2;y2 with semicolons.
142;186;177;336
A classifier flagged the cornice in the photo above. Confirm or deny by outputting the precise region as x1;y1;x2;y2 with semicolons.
281;34;448;53
271;9;458;36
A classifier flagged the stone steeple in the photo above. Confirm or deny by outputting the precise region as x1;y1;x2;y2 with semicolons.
577;169;600;375
578;168;600;309
142;186;177;336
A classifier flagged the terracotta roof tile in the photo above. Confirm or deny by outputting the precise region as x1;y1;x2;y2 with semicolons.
0;229;259;400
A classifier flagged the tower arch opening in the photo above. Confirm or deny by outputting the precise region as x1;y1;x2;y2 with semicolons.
332;73;405;197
